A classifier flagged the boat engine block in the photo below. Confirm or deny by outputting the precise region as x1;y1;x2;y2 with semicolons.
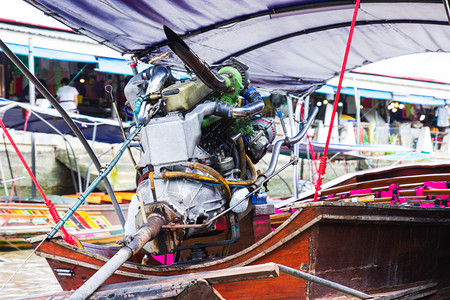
124;58;270;254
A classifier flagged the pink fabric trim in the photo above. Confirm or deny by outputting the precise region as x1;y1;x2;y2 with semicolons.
380;190;393;198
415;186;424;197
349;188;372;195
388;184;398;191
423;181;446;189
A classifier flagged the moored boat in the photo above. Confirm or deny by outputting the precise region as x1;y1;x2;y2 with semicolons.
29;196;450;299
0;193;130;250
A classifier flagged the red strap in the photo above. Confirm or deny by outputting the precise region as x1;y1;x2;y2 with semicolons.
314;0;361;201
0;117;77;246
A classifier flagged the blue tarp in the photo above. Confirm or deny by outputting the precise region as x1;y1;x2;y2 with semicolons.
3;42;97;63
96;57;189;79
315;84;447;105
316;85;393;101
24;0;450;95
96;57;149;76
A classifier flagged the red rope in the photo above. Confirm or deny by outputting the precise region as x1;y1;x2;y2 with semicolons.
313;0;361;201
0;117;77;246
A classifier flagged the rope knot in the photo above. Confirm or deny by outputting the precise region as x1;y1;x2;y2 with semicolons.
318;156;327;175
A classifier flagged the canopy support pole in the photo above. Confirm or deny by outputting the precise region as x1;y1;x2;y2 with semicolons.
287;95;298;198
0;39;126;227
84;122;98;191
28;38;37;198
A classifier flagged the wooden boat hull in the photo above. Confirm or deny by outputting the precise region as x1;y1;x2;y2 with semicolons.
0;201;128;250
31;202;450;299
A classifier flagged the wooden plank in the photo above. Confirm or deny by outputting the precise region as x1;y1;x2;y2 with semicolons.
270;213;291;228
36;264;277;299
194;262;279;285
28;279;222;300
91;278;222;300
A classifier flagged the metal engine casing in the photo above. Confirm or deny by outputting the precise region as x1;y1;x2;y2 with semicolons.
136;169;225;239
247;118;276;163
137;112;207;169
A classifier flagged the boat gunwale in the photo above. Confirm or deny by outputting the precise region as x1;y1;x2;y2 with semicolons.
31;202;450;274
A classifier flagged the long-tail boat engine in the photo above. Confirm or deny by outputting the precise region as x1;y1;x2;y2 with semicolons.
66;26;318;299
122;27;275;258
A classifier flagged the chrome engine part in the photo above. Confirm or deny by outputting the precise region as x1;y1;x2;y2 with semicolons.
247;118;276;164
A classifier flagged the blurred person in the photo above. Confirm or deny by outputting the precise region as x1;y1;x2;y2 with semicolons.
57;77;79;113
435;104;450;132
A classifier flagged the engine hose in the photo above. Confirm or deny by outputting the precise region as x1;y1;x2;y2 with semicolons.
188;162;231;202
161;155;257;187
244;155;257;184
237;137;246;180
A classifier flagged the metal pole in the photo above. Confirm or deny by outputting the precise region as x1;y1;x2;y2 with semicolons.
286;95;298;198
0;155;8;195
353;79;361;145
304;95;310;121
353;79;362;171
28;38;35;106
28;38;37;198
277;264;373;299
0;39;126;227
84;123;98;191
30;133;36;198
303;96;313;182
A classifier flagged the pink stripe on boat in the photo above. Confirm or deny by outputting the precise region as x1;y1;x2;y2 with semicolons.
349;188;372;195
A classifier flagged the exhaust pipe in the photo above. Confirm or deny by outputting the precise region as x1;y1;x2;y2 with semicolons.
68;214;166;300
164;26;265;119
163;26;227;90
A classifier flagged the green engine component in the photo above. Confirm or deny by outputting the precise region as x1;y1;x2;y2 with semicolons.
163;78;213;112
200;66;252;135
217;66;244;105
232;118;254;138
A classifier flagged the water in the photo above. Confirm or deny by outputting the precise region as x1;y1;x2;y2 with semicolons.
0;250;62;299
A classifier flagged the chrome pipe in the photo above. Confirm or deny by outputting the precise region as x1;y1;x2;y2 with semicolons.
289;106;319;144
231;99;265;118
277;264;372;299
146;65;170;94
264;107;318;177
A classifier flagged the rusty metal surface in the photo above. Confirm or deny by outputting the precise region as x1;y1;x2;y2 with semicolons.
135;202;182;255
